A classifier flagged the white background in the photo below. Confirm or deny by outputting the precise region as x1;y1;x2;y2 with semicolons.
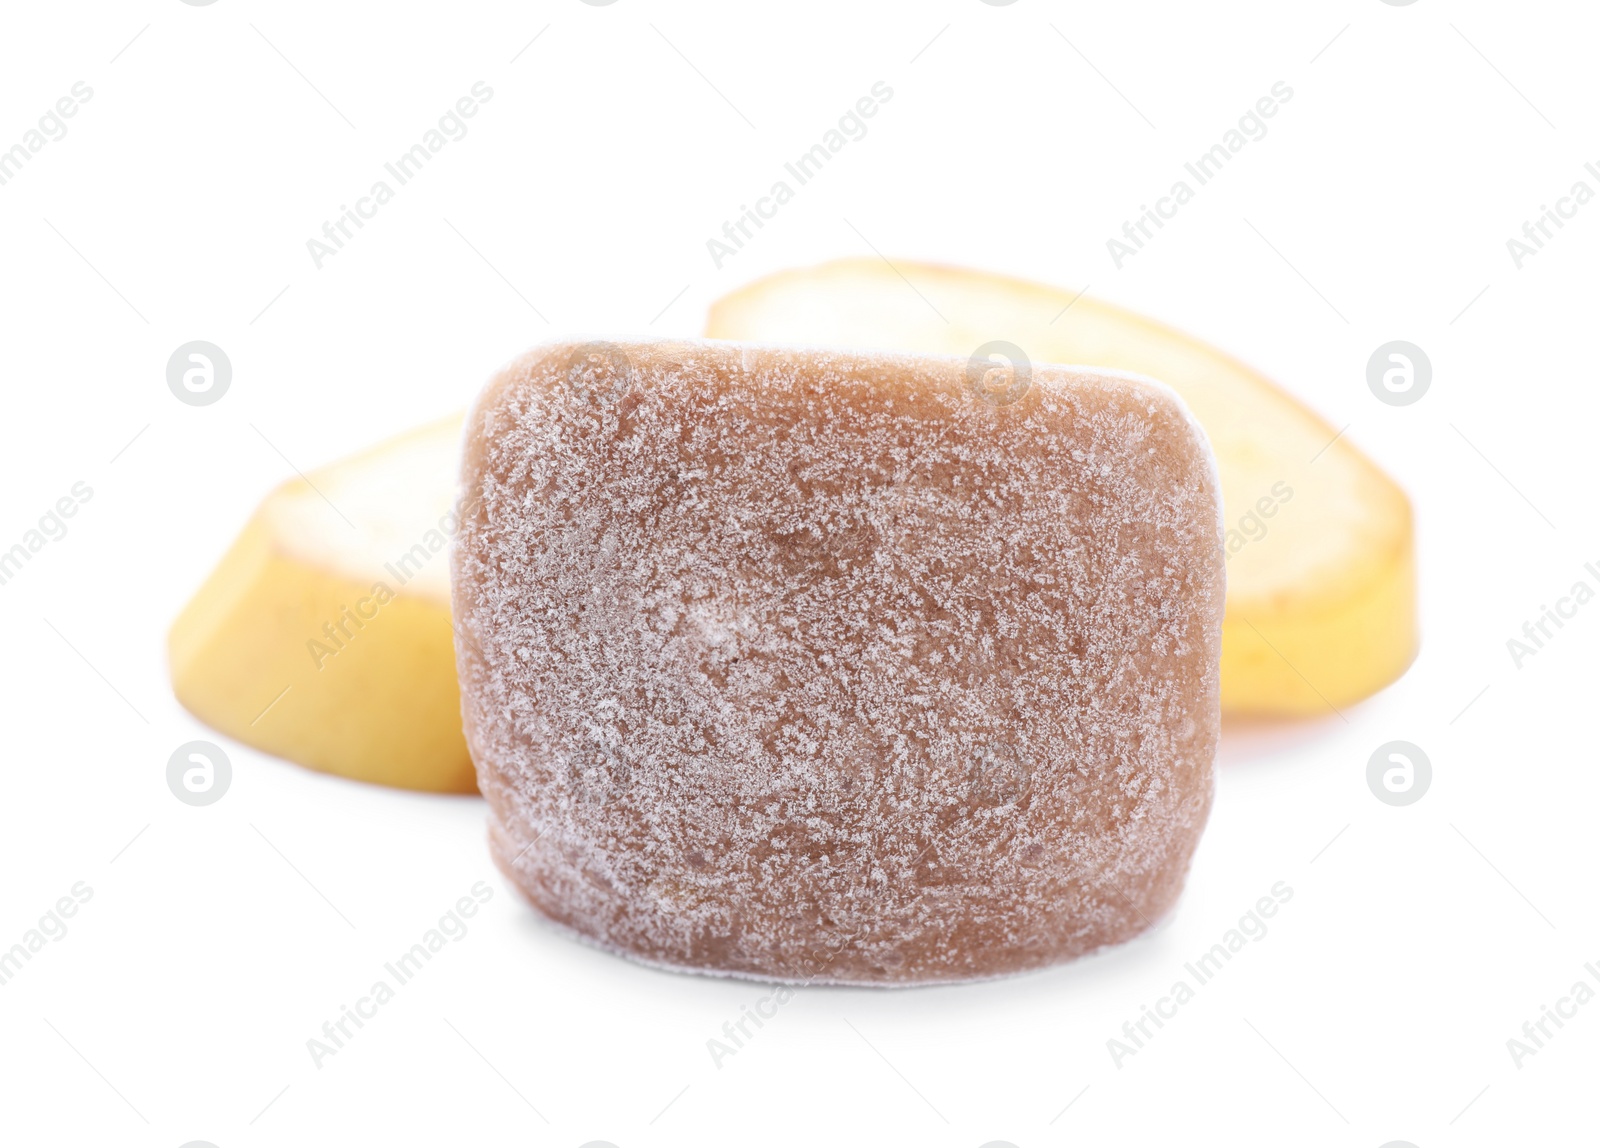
0;1;1595;1145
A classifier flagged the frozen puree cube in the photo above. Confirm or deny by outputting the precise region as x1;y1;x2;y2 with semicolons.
452;340;1225;985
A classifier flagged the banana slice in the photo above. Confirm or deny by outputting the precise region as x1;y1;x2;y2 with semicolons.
168;261;1414;785
168;416;476;792
706;260;1416;716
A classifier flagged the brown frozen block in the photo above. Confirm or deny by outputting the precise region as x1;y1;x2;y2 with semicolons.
452;339;1225;985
